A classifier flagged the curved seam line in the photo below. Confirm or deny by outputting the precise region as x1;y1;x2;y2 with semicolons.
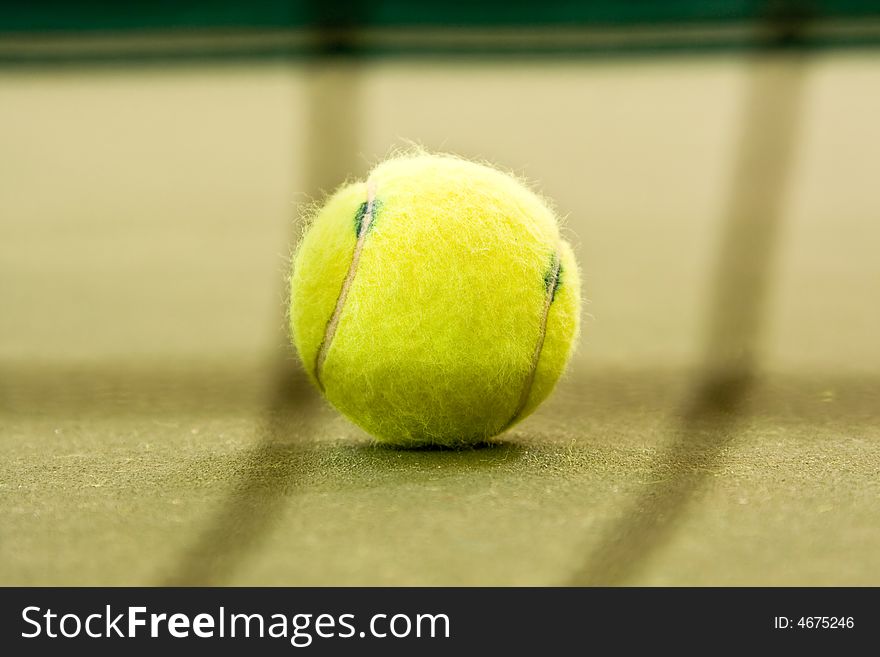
503;250;561;430
314;180;377;389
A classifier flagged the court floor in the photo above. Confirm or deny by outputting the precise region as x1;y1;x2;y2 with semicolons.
2;54;879;585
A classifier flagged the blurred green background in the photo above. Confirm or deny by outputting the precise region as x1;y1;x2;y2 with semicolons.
1;1;879;585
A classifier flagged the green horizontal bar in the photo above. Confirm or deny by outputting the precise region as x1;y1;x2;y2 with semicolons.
2;0;880;33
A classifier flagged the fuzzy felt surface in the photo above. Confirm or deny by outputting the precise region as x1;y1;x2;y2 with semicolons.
290;154;581;445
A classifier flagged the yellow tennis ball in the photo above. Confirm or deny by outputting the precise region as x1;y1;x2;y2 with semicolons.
290;153;581;446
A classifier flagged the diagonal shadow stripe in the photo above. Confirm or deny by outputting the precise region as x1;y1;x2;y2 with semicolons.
160;369;320;585
569;9;810;586
160;10;366;586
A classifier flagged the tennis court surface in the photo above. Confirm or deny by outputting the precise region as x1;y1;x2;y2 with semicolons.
2;4;879;586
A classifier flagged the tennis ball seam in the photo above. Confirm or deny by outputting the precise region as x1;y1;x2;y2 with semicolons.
501;250;562;430
313;178;379;389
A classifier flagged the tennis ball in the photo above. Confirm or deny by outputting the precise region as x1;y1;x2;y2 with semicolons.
290;153;580;446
